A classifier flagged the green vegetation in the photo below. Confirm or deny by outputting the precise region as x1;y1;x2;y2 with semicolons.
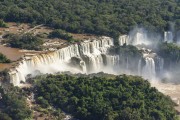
110;45;142;70
34;74;178;120
0;53;11;63
0;19;7;27
157;42;180;64
0;0;179;38
110;45;142;58
0;85;32;120
156;42;180;71
5;33;44;50
48;29;78;43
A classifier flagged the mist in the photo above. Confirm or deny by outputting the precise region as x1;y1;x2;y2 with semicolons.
8;26;180;87
127;27;180;84
128;27;162;46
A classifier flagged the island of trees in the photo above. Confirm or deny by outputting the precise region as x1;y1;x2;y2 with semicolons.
3;33;44;50
33;73;178;120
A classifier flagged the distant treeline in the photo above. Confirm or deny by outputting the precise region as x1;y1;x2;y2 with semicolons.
0;0;179;38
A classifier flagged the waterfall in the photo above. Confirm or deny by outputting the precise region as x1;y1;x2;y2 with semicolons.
142;57;156;79
118;35;129;46
129;30;151;46
85;54;104;73
138;59;142;76
126;57;129;70
164;31;173;43
8;36;115;86
8;34;164;86
155;57;164;77
138;56;164;80
80;61;87;73
137;49;162;80
105;55;119;67
134;32;144;45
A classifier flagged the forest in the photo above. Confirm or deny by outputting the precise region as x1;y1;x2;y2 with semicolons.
3;33;44;50
0;0;179;38
0;84;32;120
0;0;179;119
48;29;78;43
33;74;178;120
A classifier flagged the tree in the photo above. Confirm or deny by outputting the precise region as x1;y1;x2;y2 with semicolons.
0;19;7;27
33;74;178;120
6;33;43;50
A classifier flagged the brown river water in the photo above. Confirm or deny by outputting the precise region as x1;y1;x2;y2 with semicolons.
0;45;23;61
151;81;180;113
0;45;24;70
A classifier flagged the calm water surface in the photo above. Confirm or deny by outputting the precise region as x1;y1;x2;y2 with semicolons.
0;45;24;70
0;45;23;61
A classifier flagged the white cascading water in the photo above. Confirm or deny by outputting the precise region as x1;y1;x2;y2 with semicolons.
118;35;129;46
8;36;121;86
8;33;164;86
137;52;156;80
128;28;153;46
133;31;150;45
138;56;164;80
164;31;173;43
105;55;120;74
132;30;161;80
138;59;142;76
155;57;164;76
141;57;156;79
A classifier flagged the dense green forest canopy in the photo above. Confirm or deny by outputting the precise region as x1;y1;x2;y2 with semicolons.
157;42;180;62
34;74;178;120
4;33;44;50
0;85;32;120
0;0;179;38
155;42;180;72
48;29;78;43
109;45;142;70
